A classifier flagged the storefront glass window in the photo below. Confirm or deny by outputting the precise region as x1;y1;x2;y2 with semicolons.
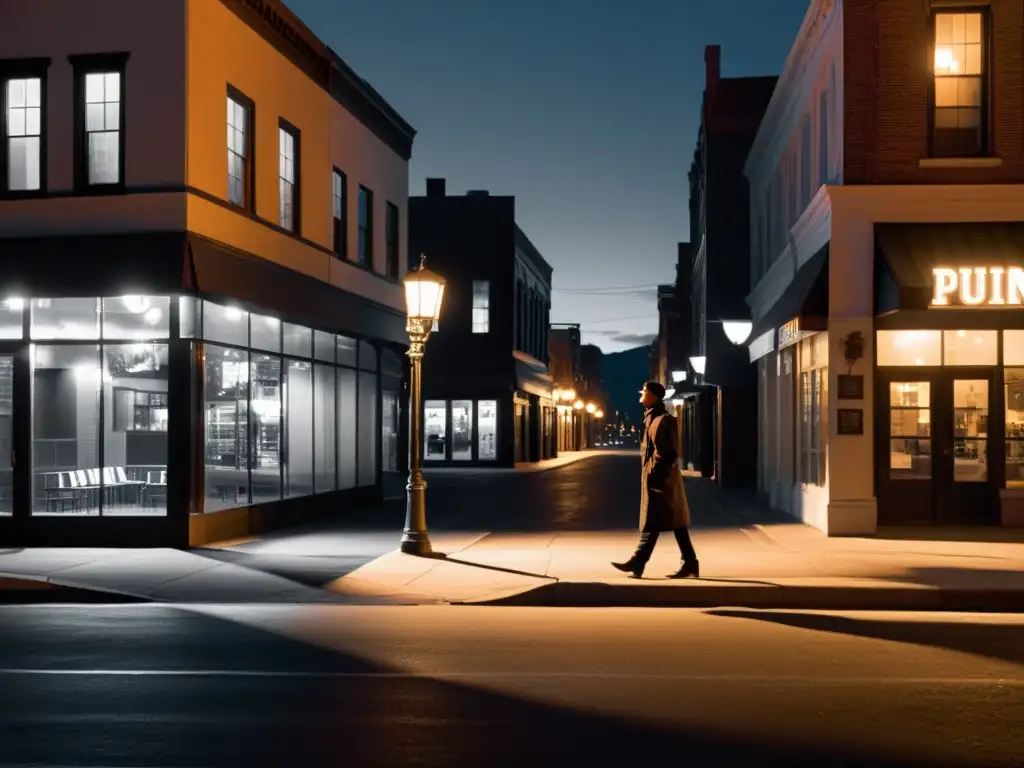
1006;368;1024;487
799;369;827;486
953;379;988;482
876;331;941;367
382;389;399;472
0;356;11;514
944;330;997;366
284;359;314;497
102;296;170;339
337;335;358;367
283;323;311;358
250;353;281;504
250;313;281;353
0;298;24;339
359;340;377;371
424;400;447;461
451;400;472;460
204;345;250;512
203;301;248;347
314;330;335;363
889;382;931;480
33;345;102;515
337;367;357;488
103;344;168;516
478;400;497;460
358;371;378;485
1005;331;1024;366
314;363;336;492
31;298;100;340
179;296;201;339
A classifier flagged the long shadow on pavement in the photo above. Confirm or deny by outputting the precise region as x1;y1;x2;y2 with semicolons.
707;609;1024;667
0;605;948;768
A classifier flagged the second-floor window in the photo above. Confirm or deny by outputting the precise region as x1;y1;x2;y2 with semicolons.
358;185;373;265
84;71;122;185
227;89;253;209
279;121;299;232
472;280;490;333
3;74;43;192
932;11;985;157
333;169;347;257
385;202;399;279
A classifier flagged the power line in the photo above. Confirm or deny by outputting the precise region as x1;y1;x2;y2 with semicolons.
577;313;658;325
552;283;658;294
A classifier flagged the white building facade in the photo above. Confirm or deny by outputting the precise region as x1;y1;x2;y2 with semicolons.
746;0;1024;534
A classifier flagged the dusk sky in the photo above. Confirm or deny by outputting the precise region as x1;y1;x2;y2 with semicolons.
288;0;809;353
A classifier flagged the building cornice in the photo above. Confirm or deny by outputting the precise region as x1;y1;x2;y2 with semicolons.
744;0;838;191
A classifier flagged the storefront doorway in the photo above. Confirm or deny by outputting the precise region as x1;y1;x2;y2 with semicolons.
878;368;999;525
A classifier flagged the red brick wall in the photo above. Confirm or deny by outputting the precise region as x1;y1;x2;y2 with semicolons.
843;0;1024;185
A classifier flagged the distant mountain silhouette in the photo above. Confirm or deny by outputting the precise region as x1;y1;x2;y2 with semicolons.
600;345;651;425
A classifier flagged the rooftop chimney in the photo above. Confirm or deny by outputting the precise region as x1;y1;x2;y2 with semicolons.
705;45;721;91
426;178;446;198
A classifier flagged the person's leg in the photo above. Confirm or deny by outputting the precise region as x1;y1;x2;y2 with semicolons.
667;527;699;578
612;531;659;577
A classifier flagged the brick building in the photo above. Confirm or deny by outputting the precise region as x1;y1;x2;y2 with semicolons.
746;0;1024;534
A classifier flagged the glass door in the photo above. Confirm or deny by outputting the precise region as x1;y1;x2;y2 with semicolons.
937;371;998;524
879;378;936;524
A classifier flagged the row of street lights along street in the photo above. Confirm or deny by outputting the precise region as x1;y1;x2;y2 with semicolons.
551;387;604;420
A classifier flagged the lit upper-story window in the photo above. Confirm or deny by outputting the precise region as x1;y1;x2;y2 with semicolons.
227;88;253;209
932;11;986;157
333;169;347;258
472;280;490;333
279;120;300;232
84;72;122;185
3;74;43;192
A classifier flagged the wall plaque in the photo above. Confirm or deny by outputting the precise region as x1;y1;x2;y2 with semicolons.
837;408;864;436
837;374;864;400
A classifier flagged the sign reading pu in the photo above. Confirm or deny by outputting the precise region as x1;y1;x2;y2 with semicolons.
931;267;1024;306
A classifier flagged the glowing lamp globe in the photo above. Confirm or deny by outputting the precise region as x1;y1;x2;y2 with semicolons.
404;254;446;327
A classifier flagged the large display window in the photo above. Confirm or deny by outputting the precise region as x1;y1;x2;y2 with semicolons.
478;400;497;460
424;400;447;460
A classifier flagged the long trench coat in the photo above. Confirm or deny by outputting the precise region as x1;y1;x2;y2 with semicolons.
639;403;691;532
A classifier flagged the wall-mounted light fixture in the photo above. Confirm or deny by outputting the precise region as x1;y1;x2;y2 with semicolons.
722;320;753;345
671;370;687;383
690;356;706;375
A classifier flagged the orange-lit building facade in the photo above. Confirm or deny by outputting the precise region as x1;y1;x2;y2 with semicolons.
747;0;1024;534
0;0;415;545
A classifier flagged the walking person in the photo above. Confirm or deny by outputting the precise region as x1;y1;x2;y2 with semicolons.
612;381;700;579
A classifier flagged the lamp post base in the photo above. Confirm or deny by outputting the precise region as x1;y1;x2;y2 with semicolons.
399;530;433;556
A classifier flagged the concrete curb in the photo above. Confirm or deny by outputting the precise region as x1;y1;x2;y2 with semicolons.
465;581;1024;612
0;574;149;604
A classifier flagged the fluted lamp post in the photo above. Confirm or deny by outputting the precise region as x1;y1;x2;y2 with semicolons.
401;255;447;555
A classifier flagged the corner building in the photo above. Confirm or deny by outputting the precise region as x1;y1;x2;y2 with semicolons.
0;0;415;546
747;0;1024;534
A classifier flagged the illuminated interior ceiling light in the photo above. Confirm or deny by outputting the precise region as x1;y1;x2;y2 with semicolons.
144;307;163;325
121;295;150;314
934;47;957;74
671;370;687;383
3;297;25;311
722;321;753;345
225;306;244;321
663;387;676;399
690;356;706;375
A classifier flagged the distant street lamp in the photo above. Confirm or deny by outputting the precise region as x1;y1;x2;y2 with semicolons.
595;410;604;419
722;320;753;345
671;370;687;383
400;255;446;556
573;399;585;410
690;356;707;375
585;402;596;414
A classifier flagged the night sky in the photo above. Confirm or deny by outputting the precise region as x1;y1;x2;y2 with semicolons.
286;0;809;352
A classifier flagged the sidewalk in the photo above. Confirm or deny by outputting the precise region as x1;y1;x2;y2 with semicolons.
2;476;1023;610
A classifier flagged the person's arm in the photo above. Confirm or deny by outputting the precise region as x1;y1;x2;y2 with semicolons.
649;414;679;485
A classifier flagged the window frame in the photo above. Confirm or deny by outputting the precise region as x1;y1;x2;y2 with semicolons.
384;200;399;279
358;185;374;266
0;57;50;198
472;280;490;334
226;85;255;212
278;118;301;234
70;52;129;192
800;366;827;486
332;168;347;259
928;8;990;158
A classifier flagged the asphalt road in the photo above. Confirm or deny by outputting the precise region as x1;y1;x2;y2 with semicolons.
1;604;1021;767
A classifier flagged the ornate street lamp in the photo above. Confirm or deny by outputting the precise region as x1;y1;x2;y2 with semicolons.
400;254;446;556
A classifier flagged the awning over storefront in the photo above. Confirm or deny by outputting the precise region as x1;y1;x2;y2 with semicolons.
747;245;829;360
875;223;1024;314
514;356;555;400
